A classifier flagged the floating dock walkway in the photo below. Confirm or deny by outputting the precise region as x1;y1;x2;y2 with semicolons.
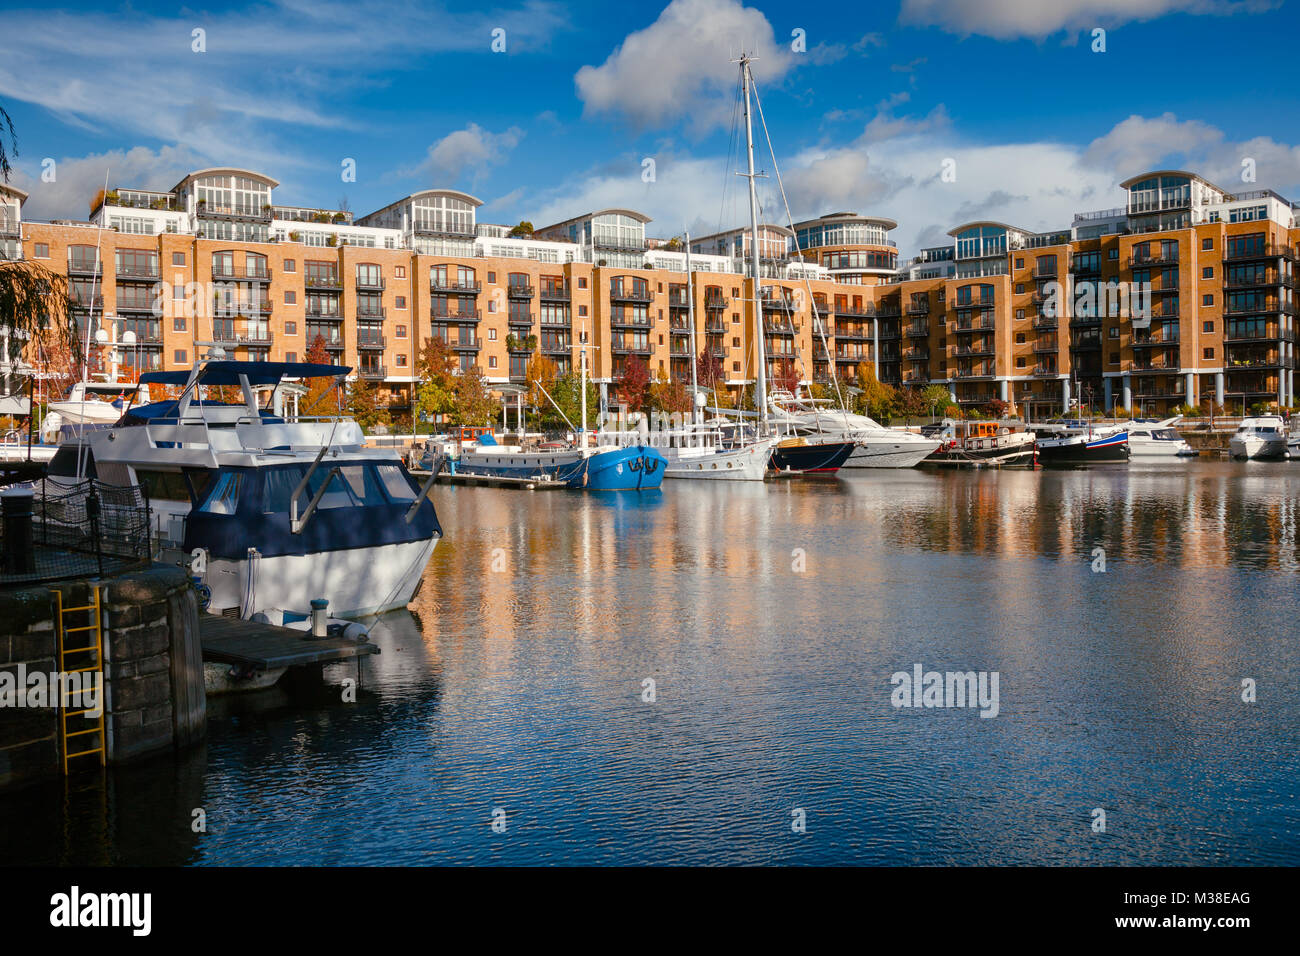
198;615;380;671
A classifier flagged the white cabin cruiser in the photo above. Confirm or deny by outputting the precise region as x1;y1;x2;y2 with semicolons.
1229;415;1288;460
44;380;151;438
769;391;940;468
1126;417;1197;459
612;419;774;481
50;358;441;619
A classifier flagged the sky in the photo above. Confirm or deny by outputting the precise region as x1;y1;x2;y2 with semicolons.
1;0;1297;258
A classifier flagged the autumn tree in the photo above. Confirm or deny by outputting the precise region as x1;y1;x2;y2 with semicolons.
648;368;690;416
897;387;927;424
773;359;800;394
696;350;723;390
524;353;559;423
619;356;651;412
347;376;390;430
415;336;457;431
451;364;496;427
855;361;896;421
301;334;344;415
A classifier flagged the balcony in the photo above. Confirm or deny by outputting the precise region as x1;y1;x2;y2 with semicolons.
877;325;901;341
669;321;693;336
705;320;727;334
359;365;387;380
612;343;653;356
906;302;931;316
508;313;535;327
760;296;796;313
1225;352;1282;369
452;339;481;352
355;274;385;291
114;299;158;315
196;201;271;223
1033;315;1058;329
952;367;995;380
304;274;343;291
540;312;570;327
1223;243;1296;262
1131;358;1177;371
954;316;995;331
68;259;102;277
835;325;868;341
1033;339;1059;353
869;304;902;318
1130;331;1180;347
0;218;20;239
431;308;482;322
315;338;345;352
234;330;274;347
704;293;730;310
593;237;646;253
834;305;871;317
952;342;995;357
905;323;929;337
667;294;689;309
1127;250;1179;269
539;285;571;301
1224;300;1294;316
1069;314;1102;327
1031;366;1057;377
764;318;795;334
610;315;651;330
213;264;271;282
116;262;160;281
1223;271;1287;289
609;286;653;303
1069;257;1101;276
903;372;930;383
902;347;930;360
430;279;482;294
355;306;386;321
305;309;343;321
541;341;571;356
1225;326;1281;343
357;335;387;351
1035;262;1059;278
507;284;535;299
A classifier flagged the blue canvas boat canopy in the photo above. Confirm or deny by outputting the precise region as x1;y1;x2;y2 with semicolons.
139;361;350;387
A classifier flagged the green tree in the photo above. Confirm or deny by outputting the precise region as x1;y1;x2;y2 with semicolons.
921;384;952;418
347;375;390;430
508;220;535;237
547;371;599;433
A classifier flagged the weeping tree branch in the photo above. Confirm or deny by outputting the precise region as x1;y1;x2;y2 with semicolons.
0;102;14;184
0;260;80;369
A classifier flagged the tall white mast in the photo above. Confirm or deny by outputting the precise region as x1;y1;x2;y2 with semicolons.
738;53;768;429
579;320;588;453
685;230;699;427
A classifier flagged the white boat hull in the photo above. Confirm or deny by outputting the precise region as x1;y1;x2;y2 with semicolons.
204;538;438;620
662;439;772;480
1129;442;1196;459
1230;436;1288;460
47;401;125;426
842;438;941;468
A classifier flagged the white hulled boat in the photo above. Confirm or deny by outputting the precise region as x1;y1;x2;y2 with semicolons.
48;356;441;619
1229;415;1288;460
1126;417;1197;459
769;391;941;468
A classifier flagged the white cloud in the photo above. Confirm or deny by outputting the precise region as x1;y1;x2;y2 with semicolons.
574;0;795;132
422;124;525;185
898;0;1278;39
10;145;202;221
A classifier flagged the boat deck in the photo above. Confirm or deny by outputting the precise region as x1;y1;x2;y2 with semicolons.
431;471;568;489
199;615;380;670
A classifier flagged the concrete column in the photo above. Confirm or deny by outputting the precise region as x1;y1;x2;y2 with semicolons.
1103;377;1113;410
948;382;957;401
1215;371;1224;408
1062;378;1071;416
1122;373;1132;410
1185;371;1195;407
999;379;1008;402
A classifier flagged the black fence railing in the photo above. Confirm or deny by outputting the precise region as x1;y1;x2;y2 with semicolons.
0;479;150;586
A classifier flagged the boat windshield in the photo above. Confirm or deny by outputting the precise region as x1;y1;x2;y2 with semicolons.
1152;429;1180;440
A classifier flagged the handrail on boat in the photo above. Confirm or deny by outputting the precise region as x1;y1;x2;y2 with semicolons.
290;446;328;533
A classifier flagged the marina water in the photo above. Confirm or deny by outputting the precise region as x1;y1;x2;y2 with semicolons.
3;462;1298;865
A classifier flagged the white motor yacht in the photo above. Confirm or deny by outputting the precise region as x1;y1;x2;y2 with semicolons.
1126;417;1197;459
1229;415;1288;460
769;391;940;468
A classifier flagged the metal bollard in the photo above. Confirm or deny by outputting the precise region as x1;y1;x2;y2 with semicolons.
310;598;329;638
1;488;36;574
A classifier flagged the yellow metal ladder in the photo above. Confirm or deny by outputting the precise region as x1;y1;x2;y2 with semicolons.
50;585;107;774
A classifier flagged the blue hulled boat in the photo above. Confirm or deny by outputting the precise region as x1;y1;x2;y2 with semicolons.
448;431;666;490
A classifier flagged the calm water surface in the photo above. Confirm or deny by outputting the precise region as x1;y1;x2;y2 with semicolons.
3;462;1299;865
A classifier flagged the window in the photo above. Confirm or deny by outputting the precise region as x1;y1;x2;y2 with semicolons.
488;356;498;368
284;290;296;304
1108;249;1118;260
395;354;408;368
199;472;241;515
172;252;185;265
395;295;406;309
1016;357;1026;368
395;266;405;279
1203;321;1214;333
173;318;186;331
285;351;296;363
577;277;588;289
1015;333;1025;344
488;328;497;341
174;349;187;363
285;321;297;335
282;259;296;273
732;337;740;347
1015;283;1025;294
487;271;496;283
1203;347;1215;360
732;362;740;372
1202;238;1213;250
1015;258;1024;269
1016;309;1025;320
578;305;588;316
1108;352;1119;364
396;324;407;338
1203;294;1213;306
34;242;49;258
1109;327;1119;338
1202;267;1213;279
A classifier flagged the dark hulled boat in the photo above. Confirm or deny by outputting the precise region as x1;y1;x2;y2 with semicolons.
769;437;856;474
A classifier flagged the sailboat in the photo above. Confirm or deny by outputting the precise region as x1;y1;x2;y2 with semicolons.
732;52;855;476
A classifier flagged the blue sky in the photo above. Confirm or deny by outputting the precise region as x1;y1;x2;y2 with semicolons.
1;0;1297;256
